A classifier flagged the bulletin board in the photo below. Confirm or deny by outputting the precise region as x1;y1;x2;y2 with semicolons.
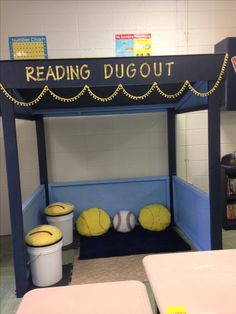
8;36;48;60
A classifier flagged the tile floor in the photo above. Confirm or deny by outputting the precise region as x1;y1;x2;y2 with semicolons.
0;236;75;314
0;231;236;314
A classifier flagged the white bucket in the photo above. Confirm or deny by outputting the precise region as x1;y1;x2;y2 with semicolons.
46;212;73;246
27;239;63;287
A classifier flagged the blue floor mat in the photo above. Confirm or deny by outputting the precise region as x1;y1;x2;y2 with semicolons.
79;225;191;259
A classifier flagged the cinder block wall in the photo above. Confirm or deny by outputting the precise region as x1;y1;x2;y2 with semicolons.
1;0;236;234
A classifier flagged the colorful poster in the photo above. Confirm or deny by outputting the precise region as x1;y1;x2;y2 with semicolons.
133;34;152;57
115;34;134;57
9;36;48;60
116;33;152;57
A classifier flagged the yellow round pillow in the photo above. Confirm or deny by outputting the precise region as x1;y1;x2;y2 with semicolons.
138;204;171;231
76;208;111;236
25;225;62;247
44;202;74;216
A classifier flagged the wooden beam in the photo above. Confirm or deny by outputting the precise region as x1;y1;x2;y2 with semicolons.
0;94;29;297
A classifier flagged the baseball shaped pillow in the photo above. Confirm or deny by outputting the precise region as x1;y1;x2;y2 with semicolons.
113;210;136;232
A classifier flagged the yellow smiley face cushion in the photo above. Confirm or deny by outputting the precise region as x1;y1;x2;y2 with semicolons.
44;202;74;216
76;208;111;236
25;225;63;247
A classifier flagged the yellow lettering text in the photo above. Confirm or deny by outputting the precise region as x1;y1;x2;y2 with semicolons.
104;64;113;79
36;66;45;81
45;66;57;81
153;62;162;77
140;63;151;78
115;64;124;79
126;63;136;78
80;64;90;80
25;67;36;82
70;65;79;80
165;61;174;76
55;66;65;80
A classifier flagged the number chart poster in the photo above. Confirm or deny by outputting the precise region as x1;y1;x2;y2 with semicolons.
9;36;48;60
116;34;152;57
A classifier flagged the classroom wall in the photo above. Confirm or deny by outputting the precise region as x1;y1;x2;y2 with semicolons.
1;0;236;234
45;114;168;182
176;110;236;193
0;119;40;234
176;111;209;192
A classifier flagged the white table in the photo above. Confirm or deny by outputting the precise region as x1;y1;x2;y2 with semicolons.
143;249;236;314
16;280;153;314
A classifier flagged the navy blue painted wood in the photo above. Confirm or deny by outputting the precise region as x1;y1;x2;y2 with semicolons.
167;109;176;223
208;81;223;249
175;81;208;112
35;117;49;204
0;94;29;297
0;54;226;89
176;104;208;114
32;104;169;117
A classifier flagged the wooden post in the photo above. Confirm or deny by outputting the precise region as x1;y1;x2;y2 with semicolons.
0;94;29;297
35;116;49;204
208;81;223;249
167;108;176;223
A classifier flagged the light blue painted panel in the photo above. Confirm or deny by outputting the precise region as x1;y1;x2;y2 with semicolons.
49;176;170;219
173;176;211;250
22;185;46;234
